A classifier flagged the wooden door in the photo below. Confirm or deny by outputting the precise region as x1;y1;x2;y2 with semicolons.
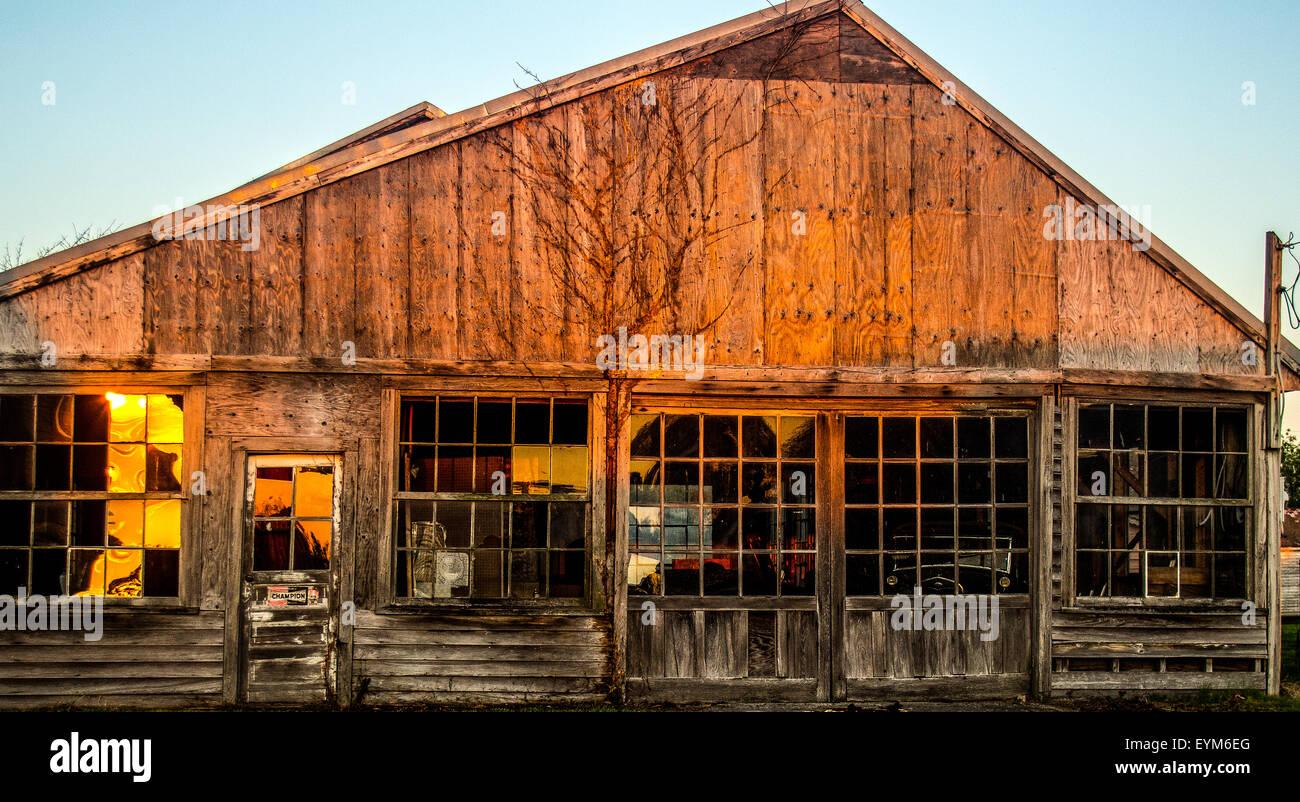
239;454;342;705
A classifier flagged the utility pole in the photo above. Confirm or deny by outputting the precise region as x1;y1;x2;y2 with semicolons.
1263;231;1283;696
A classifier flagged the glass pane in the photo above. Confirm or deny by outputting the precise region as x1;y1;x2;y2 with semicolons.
1216;408;1247;452
107;393;147;442
741;508;775;551
72;500;105;547
0;394;34;441
628;551;661;595
920;508;953;550
1077;405;1110;449
1215;455;1247;499
846;553;880;596
702;461;738;504
1111;548;1143;596
437;398;474;443
143;549;180;596
294;466;334;518
845;462;879;505
552;400;588;445
704;507;738;549
740;463;775;504
741;416;776;458
1214;507;1248;551
74;395;110;442
1181;454;1212;498
703;550;739;596
145;500;182;548
514;400;550;444
437;446;475;492
845;417;878;459
958;462;992;504
997;507;1029;551
920;418;953;458
0;444;33;490
1179;549;1211;598
106;548;143;597
702;415;738;458
107;500;144;547
1076;550;1107;596
780;416;814;459
510;446;549;494
146;443;183;492
919;462;954;504
995;462;1028;503
1147;552;1178;597
430;551;470;597
663;551;698;595
664;415;699;458
549;550;584;597
402;445;436;492
35;444;70;490
628;506;661;548
782;463;814;504
550;502;585;548
146;394;185;444
254;466;294;516
511;502;547;549
882;418;915;458
37;395;74;443
957;417;991;458
881;463;916;504
253;520;290;570
1182;407;1213;451
783;508;815;551
474;502;507;547
629;459;660;504
664;461;699;504
401;398;437;442
958;507;992;551
1112;405;1143;450
1214;552;1246;597
476;400;512;444
1148;406;1178;450
844;507;879;550
68;549;102;596
882;507;916;551
473;550;503;598
994;417;1029;458
475;446;510;493
294;521;331;569
509;550;546;598
883;553;915;594
436;501;472;548
1145;506;1174;550
1077;452;1109;497
664;506;700;547
741;552;777;596
630;414;660;458
551;446;588;493
31;501;68;547
1148;452;1177;497
0;500;30;546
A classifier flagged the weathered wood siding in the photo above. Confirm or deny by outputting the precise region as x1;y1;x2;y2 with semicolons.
351;612;611;704
0;612;224;709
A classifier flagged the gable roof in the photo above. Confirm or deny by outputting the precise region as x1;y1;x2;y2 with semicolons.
2;0;1295;378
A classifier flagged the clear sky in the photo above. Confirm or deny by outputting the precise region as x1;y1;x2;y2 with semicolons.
1;0;1298;423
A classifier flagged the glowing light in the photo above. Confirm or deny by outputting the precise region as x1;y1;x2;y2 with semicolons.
105;392;126;409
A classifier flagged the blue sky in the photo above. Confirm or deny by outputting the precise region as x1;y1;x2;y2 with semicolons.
1;0;1298;417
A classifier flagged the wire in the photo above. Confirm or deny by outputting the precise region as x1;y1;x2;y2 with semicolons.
1279;232;1300;330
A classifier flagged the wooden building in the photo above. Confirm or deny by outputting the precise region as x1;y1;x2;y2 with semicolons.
0;0;1295;707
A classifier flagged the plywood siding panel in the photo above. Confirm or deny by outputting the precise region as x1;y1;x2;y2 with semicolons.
354;162;411;359
193;235;250;355
702;78;765;365
206;373;381;439
408;146;461;360
0;251;144;355
247;196;305;356
459;127;515;360
910;84;970;368
303;180;356;359
763;80;837;366
834;83;906;366
143;238;196;354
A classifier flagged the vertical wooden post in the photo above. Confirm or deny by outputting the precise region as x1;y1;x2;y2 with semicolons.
1264;231;1283;695
1031;395;1055;699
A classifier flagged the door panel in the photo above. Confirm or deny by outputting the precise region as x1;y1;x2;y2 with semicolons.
240;454;341;705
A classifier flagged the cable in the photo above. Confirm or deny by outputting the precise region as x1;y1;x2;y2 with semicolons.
1279;232;1300;330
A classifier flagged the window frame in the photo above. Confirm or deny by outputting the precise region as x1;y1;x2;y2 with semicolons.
1064;395;1260;609
0;384;202;610
380;388;598;611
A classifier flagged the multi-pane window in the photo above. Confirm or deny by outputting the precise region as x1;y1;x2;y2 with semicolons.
395;396;588;599
1074;403;1250;599
0;392;185;598
627;413;816;596
844;414;1031;596
252;462;335;571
